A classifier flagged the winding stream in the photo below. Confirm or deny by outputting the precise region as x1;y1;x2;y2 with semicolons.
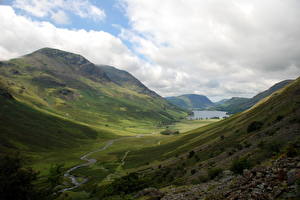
60;134;148;192
59;139;120;192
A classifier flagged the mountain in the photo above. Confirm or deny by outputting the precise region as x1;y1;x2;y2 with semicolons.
166;94;214;109
97;65;160;98
95;76;300;199
0;48;186;129
212;97;250;113
0;83;100;153
214;98;229;105
213;80;293;114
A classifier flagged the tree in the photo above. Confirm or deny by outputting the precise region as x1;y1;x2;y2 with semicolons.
47;163;65;190
0;153;39;200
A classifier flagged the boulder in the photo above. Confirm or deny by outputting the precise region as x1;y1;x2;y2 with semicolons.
287;169;297;185
135;187;164;199
0;88;13;99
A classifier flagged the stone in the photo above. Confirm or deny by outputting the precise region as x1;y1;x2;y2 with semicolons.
243;169;252;179
135;187;164;199
287;169;296;185
223;170;234;176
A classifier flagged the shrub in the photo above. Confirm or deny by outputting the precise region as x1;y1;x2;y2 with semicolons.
243;141;251;148
275;115;284;122
230;158;251;174
191;169;197;175
160;129;180;135
208;168;223;180
188;150;195;158
0;153;40;200
247;121;263;133
47;163;65;190
198;175;209;183
285;144;299;157
266;142;281;154
234;143;243;150
96;173;150;198
194;155;200;161
258;140;265;148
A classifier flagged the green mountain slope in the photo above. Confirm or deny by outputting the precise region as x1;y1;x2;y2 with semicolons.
212;97;250;113
213;80;293;113
166;94;214;109
96;77;300;199
0;48;186;128
97;65;160;98
0;82;102;154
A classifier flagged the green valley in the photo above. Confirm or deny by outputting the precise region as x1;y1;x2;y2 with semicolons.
1;48;299;200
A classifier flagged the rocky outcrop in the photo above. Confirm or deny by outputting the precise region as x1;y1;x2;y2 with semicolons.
135;187;164;200
221;156;300;200
150;156;300;200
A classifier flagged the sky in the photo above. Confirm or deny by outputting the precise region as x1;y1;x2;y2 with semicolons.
0;0;300;101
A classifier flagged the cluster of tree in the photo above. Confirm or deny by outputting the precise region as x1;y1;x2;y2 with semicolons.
160;129;180;135
0;153;65;200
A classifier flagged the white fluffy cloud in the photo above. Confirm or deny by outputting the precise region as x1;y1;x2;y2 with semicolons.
1;1;300;101
12;0;105;24
120;0;300;100
0;5;141;73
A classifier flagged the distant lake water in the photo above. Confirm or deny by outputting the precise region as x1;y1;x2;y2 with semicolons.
187;110;229;120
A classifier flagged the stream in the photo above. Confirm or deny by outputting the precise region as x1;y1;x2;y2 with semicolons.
59;139;120;192
60;134;148;192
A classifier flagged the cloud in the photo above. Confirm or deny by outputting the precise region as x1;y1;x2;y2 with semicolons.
120;0;300;100
51;10;69;24
1;1;300;101
12;0;105;24
0;5;141;74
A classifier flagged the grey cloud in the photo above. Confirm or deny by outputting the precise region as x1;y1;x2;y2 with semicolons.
120;0;300;100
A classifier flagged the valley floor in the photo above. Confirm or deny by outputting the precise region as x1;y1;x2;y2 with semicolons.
33;119;218;198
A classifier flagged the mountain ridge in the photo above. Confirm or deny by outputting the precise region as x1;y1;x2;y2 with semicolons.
213;79;293;113
0;47;186;128
166;94;214;109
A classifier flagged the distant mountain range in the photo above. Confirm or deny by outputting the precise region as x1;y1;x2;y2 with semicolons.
166;80;293;113
213;80;293;113
165;94;214;109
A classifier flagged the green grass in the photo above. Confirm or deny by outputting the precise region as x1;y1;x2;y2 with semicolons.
0;49;187;130
64;119;216;187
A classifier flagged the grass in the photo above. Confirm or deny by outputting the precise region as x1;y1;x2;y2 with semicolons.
0;51;187;129
1;49;299;200
83;77;300;200
62;119;216;185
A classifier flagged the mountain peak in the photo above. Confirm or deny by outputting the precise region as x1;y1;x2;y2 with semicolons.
30;47;90;65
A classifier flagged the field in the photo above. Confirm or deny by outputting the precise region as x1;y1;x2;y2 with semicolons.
32;119;218;193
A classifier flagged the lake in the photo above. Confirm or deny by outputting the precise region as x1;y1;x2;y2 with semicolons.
187;110;229;120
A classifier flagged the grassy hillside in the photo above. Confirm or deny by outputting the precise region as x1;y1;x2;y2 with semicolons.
0;48;186;129
166;94;214;109
97;65;161;98
92;77;300;199
213;80;293;114
212;97;249;113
